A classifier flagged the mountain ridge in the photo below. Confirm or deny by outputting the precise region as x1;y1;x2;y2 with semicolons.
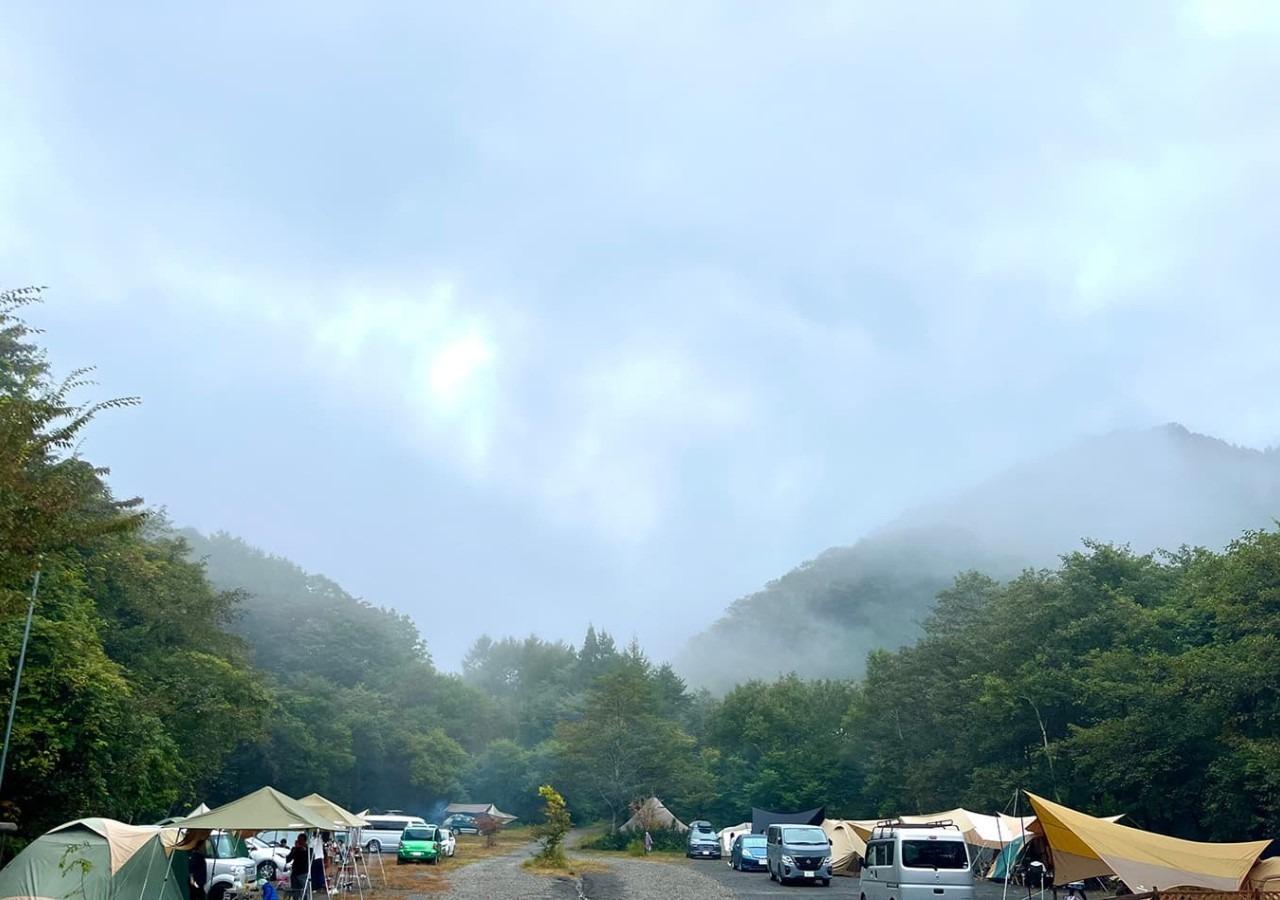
677;423;1280;689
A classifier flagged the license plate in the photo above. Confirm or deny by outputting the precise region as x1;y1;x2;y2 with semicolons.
702;851;710;855
804;871;815;878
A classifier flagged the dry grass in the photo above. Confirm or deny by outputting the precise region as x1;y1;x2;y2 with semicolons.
362;827;535;898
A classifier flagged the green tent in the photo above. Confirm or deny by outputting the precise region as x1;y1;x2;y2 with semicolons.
0;819;186;900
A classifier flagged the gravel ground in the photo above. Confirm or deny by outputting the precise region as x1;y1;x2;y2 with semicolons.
580;856;738;900
421;843;578;900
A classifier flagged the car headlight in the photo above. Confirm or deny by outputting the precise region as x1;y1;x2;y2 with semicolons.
782;855;795;865
823;856;832;866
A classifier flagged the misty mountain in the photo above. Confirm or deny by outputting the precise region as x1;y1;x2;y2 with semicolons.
678;424;1280;690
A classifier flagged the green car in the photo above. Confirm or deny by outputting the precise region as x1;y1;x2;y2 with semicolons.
396;826;442;865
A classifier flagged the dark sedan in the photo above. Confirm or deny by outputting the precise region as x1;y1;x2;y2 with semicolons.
731;833;768;871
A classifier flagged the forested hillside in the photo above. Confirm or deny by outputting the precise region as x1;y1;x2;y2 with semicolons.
681;425;1280;689
5;289;1280;846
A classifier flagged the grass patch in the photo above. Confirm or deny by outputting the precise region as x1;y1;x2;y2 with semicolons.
521;856;609;877
363;827;536;898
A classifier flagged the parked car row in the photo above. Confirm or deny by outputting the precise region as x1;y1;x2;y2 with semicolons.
692;818;978;894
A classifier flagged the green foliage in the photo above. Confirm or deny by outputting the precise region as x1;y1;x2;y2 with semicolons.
583;828;686;852
532;784;571;866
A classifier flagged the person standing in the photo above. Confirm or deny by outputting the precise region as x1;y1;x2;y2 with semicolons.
644;830;653;855
287;835;309;894
188;841;209;900
310;832;328;893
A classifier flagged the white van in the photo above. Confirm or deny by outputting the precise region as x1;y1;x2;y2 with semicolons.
860;822;974;900
362;815;427;853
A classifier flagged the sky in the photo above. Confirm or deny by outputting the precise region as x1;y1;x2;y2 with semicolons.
2;2;1279;669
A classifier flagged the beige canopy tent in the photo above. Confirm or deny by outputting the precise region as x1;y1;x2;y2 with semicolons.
176;786;334;837
718;822;752;855
300;793;368;829
1026;791;1271;891
899;809;1035;849
619;797;688;833
822;819;880;875
1248;858;1280;890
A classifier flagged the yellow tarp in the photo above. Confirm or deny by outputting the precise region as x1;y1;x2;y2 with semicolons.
1026;792;1270;892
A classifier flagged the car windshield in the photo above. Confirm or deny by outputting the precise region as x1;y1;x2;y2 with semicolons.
902;840;969;869
403;828;431;841
743;837;766;848
782;827;828;845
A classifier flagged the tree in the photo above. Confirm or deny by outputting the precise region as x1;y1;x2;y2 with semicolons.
532;785;571;866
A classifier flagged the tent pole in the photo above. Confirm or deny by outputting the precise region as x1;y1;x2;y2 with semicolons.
0;564;42;798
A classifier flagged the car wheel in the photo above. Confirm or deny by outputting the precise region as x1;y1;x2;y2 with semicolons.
822;879;831;887
367;839;382;854
256;861;277;881
208;885;228;900
396;858;405;866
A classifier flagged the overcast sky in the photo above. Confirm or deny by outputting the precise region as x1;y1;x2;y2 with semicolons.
3;3;1278;668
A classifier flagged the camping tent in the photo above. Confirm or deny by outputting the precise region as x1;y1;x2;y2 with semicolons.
752;806;825;834
299;793;368;829
176;786;335;836
0;819;185;900
619;797;688;833
899;809;1035;849
718;822;752;856
821;820;880;875
1026;791;1271;891
442;802;518;824
1249;858;1280;890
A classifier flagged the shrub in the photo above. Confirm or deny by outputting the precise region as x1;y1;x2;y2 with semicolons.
583;827;687;852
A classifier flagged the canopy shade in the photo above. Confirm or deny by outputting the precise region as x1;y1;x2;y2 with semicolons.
299;793;367;829
177;786;334;832
1026;792;1270;891
752;806;825;834
443;803;518;824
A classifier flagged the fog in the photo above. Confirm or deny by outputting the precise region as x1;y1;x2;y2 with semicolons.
3;4;1279;670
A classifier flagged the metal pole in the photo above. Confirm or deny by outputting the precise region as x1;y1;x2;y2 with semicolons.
0;565;42;797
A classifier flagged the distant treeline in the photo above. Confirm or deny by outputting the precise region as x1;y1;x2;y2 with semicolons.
3;289;1279;842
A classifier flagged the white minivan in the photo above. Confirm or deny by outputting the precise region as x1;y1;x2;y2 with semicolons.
860;823;974;900
362;815;428;853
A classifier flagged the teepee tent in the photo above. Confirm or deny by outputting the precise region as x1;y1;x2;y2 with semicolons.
619;797;688;833
0;819;185;900
1027;792;1270;891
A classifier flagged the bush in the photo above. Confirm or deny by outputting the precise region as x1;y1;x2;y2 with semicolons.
532;785;571;867
583;827;688;852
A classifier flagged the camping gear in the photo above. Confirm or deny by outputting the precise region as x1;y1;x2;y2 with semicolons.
0;818;185;900
1026;791;1271;891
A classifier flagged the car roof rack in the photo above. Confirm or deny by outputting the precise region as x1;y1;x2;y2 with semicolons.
870;819;958;838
